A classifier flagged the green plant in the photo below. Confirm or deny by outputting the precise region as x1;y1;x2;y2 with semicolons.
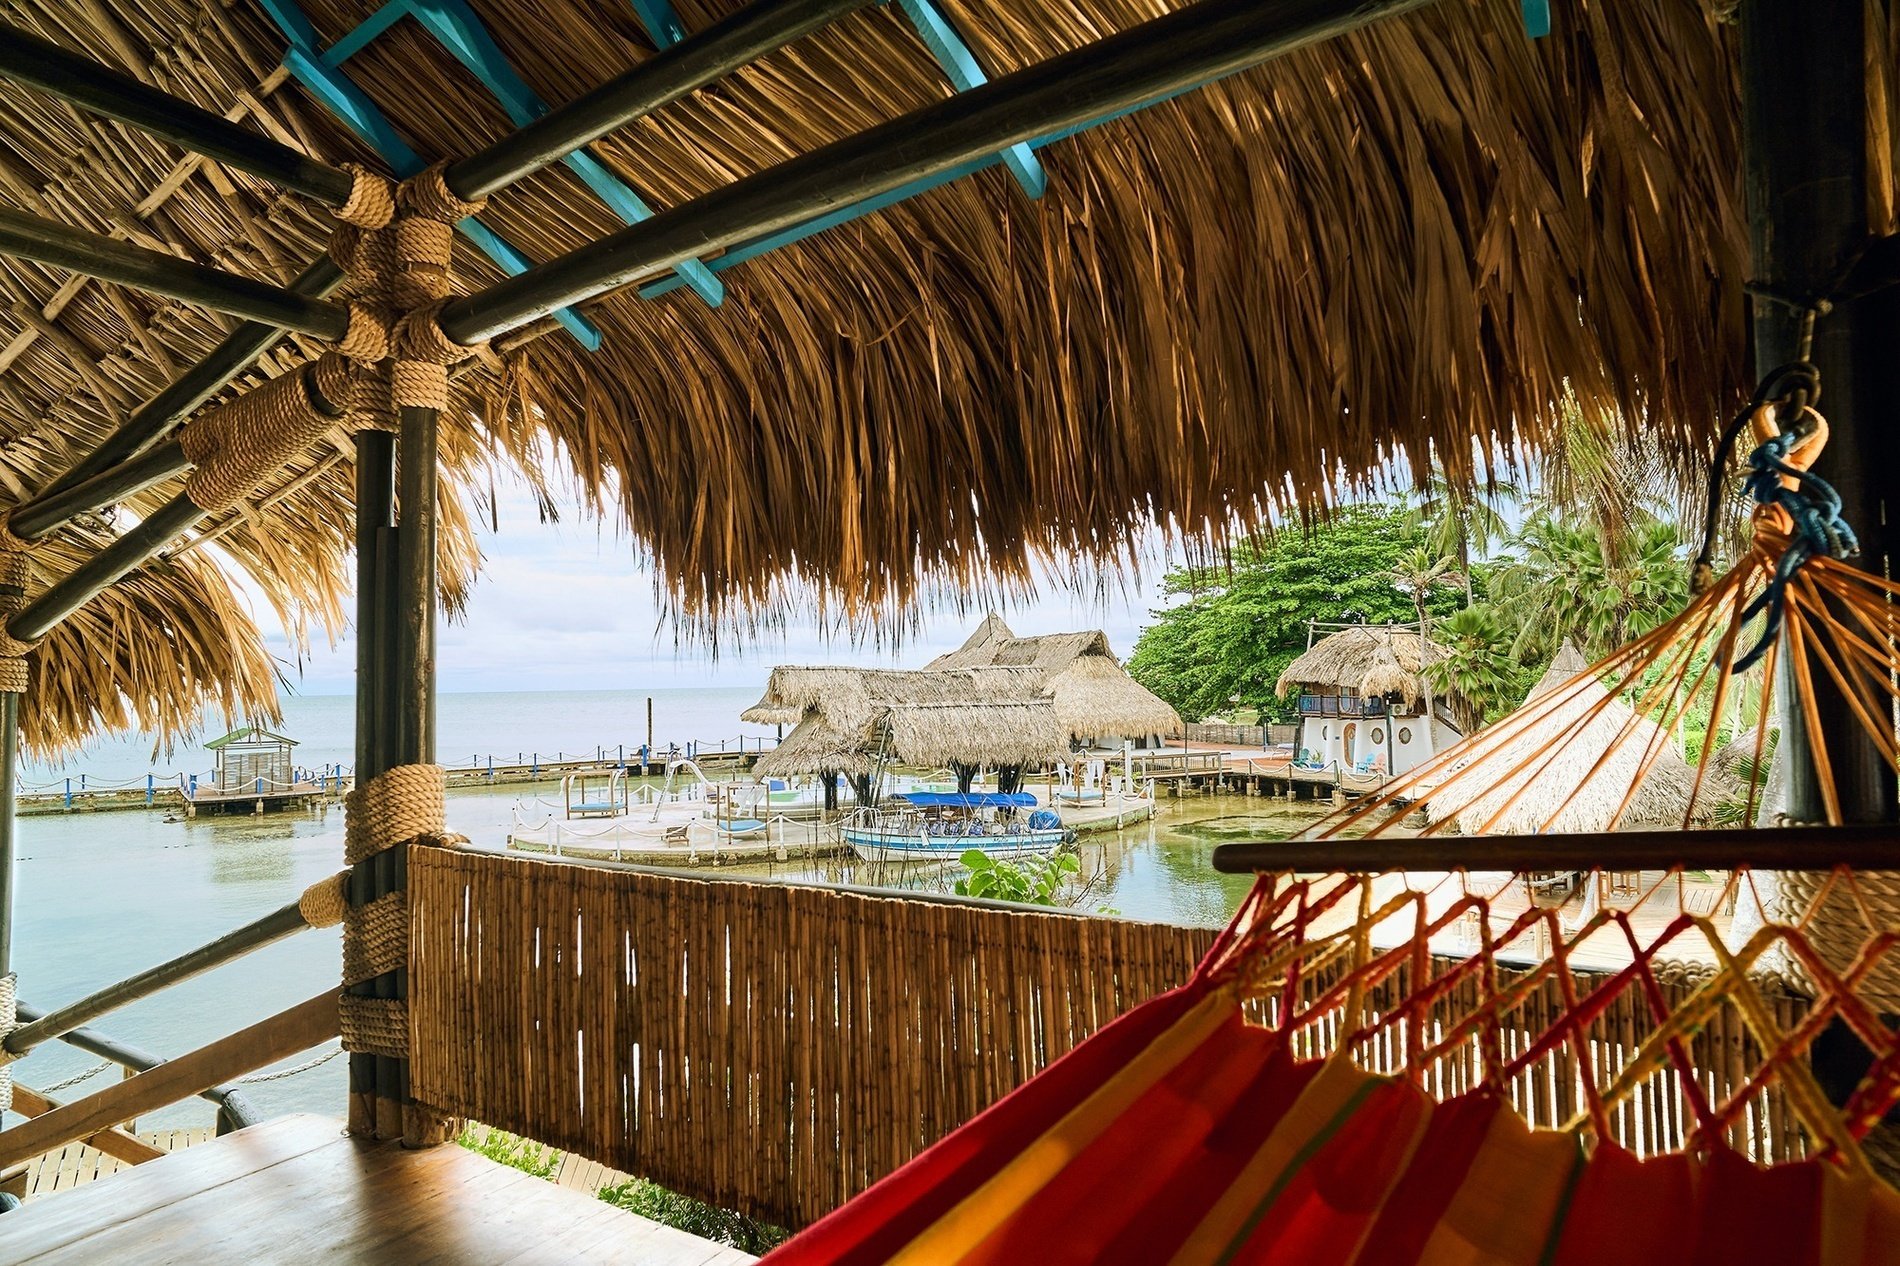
953;849;1079;905
457;1125;559;1179
598;1179;789;1253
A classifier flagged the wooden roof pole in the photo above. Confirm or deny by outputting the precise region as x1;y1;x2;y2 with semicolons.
1741;0;1895;830
439;0;1436;345
12;0;879;536
0;207;352;339
0;19;356;206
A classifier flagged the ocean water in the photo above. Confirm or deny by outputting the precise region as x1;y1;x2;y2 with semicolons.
22;687;782;790
3;688;1310;1131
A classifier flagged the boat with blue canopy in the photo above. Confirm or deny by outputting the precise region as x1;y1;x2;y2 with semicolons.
841;790;1071;863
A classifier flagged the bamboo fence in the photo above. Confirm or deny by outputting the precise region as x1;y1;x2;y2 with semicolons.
408;849;1811;1229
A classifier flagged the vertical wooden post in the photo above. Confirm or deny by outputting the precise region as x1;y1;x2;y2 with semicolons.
1741;0;1899;1173
1741;0;1895;826
0;691;16;977
348;428;397;1137
393;403;441;1147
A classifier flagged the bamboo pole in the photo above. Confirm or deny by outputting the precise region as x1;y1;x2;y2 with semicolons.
0;20;355;206
13;0;868;539
0;207;350;338
438;0;1434;344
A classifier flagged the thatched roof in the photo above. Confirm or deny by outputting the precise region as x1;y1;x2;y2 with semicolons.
745;663;1061;775
1431;643;1721;835
926;618;1178;737
1277;625;1452;713
751;714;871;780
1;0;1853;656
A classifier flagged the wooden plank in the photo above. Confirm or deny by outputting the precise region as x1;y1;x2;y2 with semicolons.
0;1116;340;1257
0;993;337;1171
10;1086;164;1167
0;1114;755;1265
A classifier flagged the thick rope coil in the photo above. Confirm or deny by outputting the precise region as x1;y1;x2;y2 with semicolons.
336;300;393;364
336;163;397;230
343;763;447;866
343;890;407;984
0;519;33;694
297;872;350;929
0;971;15;1112
338;995;407;1060
1769;871;1900;1013
179;356;362;514
398;162;486;225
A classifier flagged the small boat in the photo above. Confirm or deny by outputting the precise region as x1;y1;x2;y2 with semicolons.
841;791;1070;863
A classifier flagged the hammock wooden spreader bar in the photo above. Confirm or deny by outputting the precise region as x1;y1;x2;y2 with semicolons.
1212;826;1900;875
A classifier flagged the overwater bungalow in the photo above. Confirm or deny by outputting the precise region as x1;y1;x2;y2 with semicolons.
1275;622;1468;782
0;0;1891;1260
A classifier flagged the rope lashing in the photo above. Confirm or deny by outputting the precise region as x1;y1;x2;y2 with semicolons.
0;971;15;1113
297;871;350;929
0;523;33;694
177;355;363;514
342;763;447;867
335;163;396;231
1734;411;1857;672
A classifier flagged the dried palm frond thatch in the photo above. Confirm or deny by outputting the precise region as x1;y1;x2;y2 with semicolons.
1431;643;1720;835
0;0;1820;649
1277;625;1464;718
25;528;280;756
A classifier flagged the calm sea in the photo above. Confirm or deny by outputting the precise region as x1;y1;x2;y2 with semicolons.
22;687;782;790
4;688;1301;1130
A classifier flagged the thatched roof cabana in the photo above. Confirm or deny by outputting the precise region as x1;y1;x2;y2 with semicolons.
926;617;1179;739
1277;624;1454;715
0;0;1838;645
747;664;1061;776
1432;642;1721;835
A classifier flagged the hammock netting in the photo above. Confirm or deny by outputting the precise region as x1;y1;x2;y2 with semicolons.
772;871;1900;1264
765;384;1900;1262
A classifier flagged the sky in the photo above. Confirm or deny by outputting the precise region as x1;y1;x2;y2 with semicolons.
248;472;1174;697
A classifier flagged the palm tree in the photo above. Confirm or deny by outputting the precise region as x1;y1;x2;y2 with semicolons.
1427;606;1525;728
1407;469;1518;605
1388;547;1461;721
1494;511;1690;660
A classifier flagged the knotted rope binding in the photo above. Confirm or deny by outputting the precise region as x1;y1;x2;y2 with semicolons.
314;163;485;1072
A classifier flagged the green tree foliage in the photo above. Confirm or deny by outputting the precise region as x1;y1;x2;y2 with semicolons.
1426;605;1534;727
1405;471;1517;606
953;850;1079;904
1493;511;1690;661
1127;506;1461;722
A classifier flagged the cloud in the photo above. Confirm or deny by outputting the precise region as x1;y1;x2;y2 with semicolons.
228;471;1168;697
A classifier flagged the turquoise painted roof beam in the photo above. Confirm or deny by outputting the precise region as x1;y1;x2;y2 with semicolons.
635;71;1219;299
399;0;722;304
275;42;605;349
626;0;689;48
894;0;1044;200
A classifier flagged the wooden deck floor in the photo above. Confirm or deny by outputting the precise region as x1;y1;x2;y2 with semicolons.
0;1115;756;1264
19;1128;212;1199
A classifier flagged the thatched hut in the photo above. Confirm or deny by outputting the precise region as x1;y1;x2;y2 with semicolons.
925;616;1179;744
1431;643;1720;835
1275;623;1466;775
748;664;1063;801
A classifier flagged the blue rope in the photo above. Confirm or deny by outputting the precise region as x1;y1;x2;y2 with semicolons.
1734;430;1860;670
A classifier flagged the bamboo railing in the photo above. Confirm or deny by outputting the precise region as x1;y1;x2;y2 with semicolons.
408;850;1814;1229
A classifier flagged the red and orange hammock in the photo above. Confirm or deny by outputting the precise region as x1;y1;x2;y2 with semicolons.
771;871;1900;1264
770;380;1900;1263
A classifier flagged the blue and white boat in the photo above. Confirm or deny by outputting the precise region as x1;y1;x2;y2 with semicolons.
841;791;1071;864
